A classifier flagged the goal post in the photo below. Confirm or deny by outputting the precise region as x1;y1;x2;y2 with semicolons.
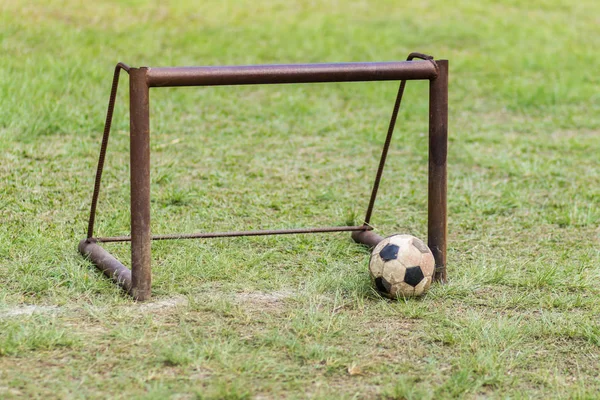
79;57;448;301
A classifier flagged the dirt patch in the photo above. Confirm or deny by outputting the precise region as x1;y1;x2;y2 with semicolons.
0;290;293;322
233;290;293;310
0;305;60;319
365;317;418;334
138;296;189;312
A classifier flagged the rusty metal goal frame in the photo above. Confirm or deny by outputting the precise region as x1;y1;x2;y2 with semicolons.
78;54;448;301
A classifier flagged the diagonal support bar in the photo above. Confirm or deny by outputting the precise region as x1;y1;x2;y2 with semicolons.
87;62;130;239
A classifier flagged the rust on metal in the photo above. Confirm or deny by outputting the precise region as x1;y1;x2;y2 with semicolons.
129;67;152;301
87;62;130;239
427;60;448;283
78;239;132;292
145;61;437;87
91;225;373;243
351;230;385;249
81;55;448;301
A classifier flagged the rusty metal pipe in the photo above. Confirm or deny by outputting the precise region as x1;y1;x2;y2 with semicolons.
87;63;129;240
428;60;448;283
146;61;438;87
351;230;384;248
78;240;132;292
92;225;372;243
129;67;152;301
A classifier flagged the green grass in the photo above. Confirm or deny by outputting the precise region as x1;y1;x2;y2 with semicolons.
1;0;600;398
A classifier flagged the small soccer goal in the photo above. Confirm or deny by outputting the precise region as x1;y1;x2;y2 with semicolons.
78;52;448;301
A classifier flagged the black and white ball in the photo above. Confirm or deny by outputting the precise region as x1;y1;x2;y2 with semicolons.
369;234;435;298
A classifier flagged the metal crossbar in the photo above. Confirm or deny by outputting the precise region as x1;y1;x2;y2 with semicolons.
91;225;372;243
79;53;448;301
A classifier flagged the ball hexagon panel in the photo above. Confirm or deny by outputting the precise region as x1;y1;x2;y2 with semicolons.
419;251;435;278
411;237;430;254
397;243;423;269
368;253;386;278
396;281;416;297
387;234;413;249
414;276;431;296
382;260;406;285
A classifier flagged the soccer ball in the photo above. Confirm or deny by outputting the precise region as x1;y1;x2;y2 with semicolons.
369;234;435;298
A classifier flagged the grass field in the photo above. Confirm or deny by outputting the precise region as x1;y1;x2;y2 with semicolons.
1;0;600;398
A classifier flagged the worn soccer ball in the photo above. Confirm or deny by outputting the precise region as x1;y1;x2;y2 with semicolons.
369;234;435;298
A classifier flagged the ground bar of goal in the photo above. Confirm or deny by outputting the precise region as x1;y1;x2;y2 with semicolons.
351;230;385;248
79;226;383;299
78;239;132;294
91;225;374;243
